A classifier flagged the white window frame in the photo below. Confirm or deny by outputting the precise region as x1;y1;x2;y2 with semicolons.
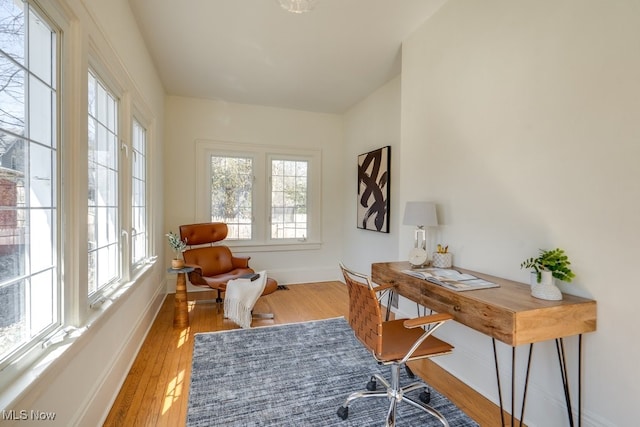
195;140;322;252
0;0;63;385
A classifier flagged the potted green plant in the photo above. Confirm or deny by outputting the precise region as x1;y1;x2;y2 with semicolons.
520;248;575;300
166;231;187;269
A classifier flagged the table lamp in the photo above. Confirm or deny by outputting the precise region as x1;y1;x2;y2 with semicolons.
402;201;438;267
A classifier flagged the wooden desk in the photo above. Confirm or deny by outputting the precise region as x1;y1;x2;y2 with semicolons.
372;261;597;426
372;262;596;346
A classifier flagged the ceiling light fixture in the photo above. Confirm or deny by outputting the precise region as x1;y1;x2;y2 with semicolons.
277;0;317;14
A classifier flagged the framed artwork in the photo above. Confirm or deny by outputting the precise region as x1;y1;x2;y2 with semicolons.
357;146;390;233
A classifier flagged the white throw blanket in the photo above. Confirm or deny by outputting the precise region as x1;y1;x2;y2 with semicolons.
224;271;268;329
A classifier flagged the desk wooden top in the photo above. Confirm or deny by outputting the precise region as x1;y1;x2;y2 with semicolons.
372;262;597;346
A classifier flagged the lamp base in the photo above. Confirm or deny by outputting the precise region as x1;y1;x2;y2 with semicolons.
409;261;430;269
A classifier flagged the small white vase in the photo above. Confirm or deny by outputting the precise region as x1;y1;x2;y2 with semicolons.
530;270;562;301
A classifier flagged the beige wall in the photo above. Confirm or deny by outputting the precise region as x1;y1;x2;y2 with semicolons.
399;0;639;425
163;96;346;288
342;76;402;273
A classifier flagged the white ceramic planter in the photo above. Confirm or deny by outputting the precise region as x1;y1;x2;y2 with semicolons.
530;270;563;300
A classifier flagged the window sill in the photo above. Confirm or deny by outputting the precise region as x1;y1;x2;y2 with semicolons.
226;241;322;253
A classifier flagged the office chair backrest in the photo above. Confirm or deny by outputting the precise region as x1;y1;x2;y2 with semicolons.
340;263;383;357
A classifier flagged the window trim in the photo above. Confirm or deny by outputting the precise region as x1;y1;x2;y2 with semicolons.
195;139;322;251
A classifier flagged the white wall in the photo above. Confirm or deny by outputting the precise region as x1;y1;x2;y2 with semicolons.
2;0;166;425
342;76;402;273
163;96;345;289
398;0;639;425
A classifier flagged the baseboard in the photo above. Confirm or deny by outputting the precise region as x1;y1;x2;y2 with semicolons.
72;279;166;426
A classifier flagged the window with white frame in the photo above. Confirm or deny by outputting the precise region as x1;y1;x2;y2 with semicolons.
87;69;119;296
270;157;308;240
196;141;321;248
0;0;59;364
131;118;147;266
210;155;253;239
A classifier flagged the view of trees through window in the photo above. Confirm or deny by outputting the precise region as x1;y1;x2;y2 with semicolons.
0;0;58;361
270;159;307;239
210;155;253;239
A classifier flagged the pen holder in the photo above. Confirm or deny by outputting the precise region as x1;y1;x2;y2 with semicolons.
432;252;452;268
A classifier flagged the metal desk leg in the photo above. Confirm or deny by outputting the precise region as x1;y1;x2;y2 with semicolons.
493;335;584;427
556;335;583;427
492;339;534;427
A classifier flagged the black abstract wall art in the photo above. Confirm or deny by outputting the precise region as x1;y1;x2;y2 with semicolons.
357;146;390;233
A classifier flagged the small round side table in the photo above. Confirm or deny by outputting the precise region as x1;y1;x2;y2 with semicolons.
167;267;194;328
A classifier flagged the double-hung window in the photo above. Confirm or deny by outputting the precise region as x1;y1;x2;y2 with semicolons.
196;140;321;249
0;0;59;365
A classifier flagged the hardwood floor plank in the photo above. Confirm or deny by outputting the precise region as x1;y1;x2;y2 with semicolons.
104;281;507;426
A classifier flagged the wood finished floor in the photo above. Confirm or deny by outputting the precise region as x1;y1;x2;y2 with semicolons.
104;281;513;426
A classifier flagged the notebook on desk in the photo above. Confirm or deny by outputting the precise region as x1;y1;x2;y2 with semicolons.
402;268;500;292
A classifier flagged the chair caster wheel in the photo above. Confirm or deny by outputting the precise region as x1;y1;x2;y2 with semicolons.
366;377;377;391
337;406;349;420
419;390;431;404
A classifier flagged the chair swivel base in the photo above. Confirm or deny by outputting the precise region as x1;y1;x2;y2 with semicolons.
336;364;449;427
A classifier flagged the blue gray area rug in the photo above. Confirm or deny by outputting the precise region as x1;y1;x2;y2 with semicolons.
187;317;478;426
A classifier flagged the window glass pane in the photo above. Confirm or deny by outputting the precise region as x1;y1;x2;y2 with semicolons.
0;279;26;358
0;53;25;135
210;155;252;240
0;133;24;175
29;141;53;208
271;159;308;239
28;7;52;85
28;75;52;145
30;269;54;333
88;72;96;116
0;207;25;282
0;0;25;65
29;207;53;274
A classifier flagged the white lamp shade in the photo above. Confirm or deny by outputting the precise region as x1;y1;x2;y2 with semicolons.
403;202;438;227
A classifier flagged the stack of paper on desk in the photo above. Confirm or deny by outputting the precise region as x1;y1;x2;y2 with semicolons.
402;268;499;292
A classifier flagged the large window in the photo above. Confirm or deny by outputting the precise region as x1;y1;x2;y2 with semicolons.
196;141;320;248
87;70;119;296
270;157;308;240
131;118;147;266
0;0;58;363
210;155;253;239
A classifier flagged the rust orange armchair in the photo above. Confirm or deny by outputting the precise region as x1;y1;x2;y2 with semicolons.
179;222;278;302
